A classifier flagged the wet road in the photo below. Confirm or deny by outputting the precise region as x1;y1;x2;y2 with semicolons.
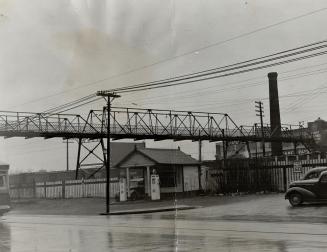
2;195;327;251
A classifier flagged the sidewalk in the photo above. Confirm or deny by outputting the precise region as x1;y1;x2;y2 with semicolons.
7;193;282;216
8;197;199;215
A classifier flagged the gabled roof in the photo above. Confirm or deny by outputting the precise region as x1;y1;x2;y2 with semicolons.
0;160;9;171
111;142;145;166
116;147;198;167
0;161;9;166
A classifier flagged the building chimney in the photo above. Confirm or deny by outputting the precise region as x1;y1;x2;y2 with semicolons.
268;72;283;156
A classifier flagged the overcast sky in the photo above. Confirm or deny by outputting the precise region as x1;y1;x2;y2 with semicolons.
1;0;327;173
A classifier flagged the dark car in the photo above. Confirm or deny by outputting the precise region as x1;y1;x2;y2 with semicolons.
302;167;327;180
285;170;327;206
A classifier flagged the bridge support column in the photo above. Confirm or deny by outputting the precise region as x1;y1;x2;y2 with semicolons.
75;138;82;179
246;142;251;158
75;139;107;180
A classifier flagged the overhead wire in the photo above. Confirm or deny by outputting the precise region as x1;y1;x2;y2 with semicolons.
117;49;327;93
11;6;327;109
112;40;327;92
27;40;327;115
126;67;327;105
42;94;97;114
119;61;327;106
43;49;327;115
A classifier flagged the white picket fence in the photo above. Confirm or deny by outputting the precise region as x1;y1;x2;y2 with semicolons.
10;178;119;199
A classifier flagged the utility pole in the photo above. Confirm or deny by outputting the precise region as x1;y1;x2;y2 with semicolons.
96;91;120;215
255;101;265;157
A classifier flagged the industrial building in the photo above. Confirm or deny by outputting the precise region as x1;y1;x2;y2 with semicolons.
215;117;327;159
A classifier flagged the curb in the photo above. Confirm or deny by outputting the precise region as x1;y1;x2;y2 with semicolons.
101;206;195;215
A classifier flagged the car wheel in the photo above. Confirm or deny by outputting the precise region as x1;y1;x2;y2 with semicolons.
289;192;303;206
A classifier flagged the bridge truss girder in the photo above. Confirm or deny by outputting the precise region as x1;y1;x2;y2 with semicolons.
0;107;317;177
0;107;313;143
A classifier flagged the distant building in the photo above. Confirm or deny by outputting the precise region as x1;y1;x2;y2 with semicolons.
215;117;327;159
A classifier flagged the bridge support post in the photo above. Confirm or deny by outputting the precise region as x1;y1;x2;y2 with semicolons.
246;142;251;159
75;138;82;179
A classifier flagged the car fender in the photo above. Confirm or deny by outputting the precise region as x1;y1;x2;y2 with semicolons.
285;187;317;200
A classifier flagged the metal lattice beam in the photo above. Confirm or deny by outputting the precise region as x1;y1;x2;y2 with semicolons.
0;107;314;143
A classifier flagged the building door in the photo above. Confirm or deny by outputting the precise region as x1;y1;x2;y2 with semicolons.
129;168;145;200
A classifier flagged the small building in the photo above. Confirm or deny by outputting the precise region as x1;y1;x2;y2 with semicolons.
0;161;9;191
0;161;10;211
116;147;200;198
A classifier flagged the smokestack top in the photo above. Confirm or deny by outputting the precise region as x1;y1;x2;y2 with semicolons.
268;72;278;79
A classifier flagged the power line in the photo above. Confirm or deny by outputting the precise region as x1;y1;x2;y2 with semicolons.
12;6;327;108
41;56;327;115
117;49;327;93
120;61;327;105
53;65;327;114
42;94;97;114
55;97;102;114
112;40;327;92
23;40;327;115
127;67;327;105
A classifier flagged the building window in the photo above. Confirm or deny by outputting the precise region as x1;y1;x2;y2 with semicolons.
157;166;179;188
160;172;176;187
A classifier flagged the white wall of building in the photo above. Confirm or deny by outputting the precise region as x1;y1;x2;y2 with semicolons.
183;166;199;191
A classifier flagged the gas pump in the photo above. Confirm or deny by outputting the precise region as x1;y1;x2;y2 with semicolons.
150;174;160;200
119;178;127;202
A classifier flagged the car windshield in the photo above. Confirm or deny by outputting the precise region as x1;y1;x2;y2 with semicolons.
303;169;327;180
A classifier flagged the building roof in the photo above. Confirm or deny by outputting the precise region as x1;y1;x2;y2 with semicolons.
0;161;9;172
111;142;145;166
117;147;198;167
0;161;9;166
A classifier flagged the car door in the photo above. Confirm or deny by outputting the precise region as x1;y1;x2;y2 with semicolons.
317;173;327;199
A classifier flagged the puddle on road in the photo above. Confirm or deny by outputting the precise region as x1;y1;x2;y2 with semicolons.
1;215;327;251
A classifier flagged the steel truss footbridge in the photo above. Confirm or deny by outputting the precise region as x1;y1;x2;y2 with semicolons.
0;107;312;142
0;106;315;178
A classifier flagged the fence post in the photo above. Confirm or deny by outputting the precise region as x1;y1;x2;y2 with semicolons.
82;178;85;198
44;181;47;198
62;180;65;199
283;166;287;192
33;179;36;198
18;183;21;200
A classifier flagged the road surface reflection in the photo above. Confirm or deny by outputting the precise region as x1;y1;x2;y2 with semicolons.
1;213;327;251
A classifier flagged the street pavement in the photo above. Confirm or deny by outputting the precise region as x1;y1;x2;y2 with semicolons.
1;193;327;251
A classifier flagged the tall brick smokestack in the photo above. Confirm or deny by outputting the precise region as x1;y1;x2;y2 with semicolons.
268;72;283;156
